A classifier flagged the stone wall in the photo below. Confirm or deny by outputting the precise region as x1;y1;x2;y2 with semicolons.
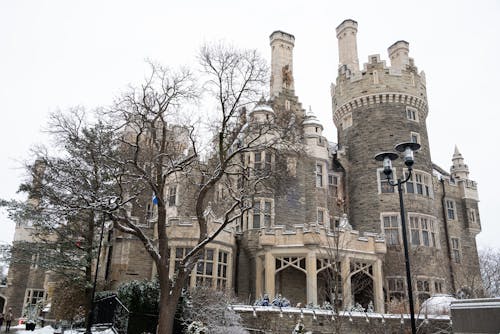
236;306;451;334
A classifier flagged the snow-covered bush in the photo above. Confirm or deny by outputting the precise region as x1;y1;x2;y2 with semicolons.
116;279;160;315
183;286;248;334
254;294;290;307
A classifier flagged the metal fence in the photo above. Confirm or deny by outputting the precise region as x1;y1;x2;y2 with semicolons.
93;295;129;334
93;295;159;334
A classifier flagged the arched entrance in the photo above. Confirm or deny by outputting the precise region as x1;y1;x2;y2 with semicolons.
350;261;374;310
274;257;306;305
316;258;342;308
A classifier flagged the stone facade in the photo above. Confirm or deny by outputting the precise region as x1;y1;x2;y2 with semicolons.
3;19;482;325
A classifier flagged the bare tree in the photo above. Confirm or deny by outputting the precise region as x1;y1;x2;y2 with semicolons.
105;44;282;334
479;247;500;298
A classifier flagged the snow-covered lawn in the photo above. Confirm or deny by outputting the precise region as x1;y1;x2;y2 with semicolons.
11;325;115;334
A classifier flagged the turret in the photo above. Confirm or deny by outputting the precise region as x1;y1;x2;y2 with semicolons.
302;108;328;158
270;31;295;97
450;146;470;180
388;40;410;71
336;19;360;73
248;97;275;123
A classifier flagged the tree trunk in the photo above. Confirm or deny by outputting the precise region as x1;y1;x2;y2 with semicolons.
157;294;178;334
156;273;185;334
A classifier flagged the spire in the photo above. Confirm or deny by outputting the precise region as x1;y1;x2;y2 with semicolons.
450;145;469;180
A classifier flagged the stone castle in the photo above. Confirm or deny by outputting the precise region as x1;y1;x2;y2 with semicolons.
1;19;482;318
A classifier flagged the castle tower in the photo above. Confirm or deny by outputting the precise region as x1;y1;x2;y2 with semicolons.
332;21;430;233
331;19;455;298
270;31;295;97
336;19;360;73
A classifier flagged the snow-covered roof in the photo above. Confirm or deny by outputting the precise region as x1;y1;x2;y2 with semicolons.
248;100;274;117
303;109;323;128
421;294;457;315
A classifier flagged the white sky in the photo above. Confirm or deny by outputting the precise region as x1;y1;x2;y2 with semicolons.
1;0;499;249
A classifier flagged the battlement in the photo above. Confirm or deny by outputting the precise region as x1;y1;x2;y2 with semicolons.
332;20;428;126
332;55;428;126
253;224;386;255
270;30;295;46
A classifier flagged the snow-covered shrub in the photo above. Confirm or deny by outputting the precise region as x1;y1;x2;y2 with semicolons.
116;279;160;314
272;294;291;307
183;286;248;334
254;294;290;307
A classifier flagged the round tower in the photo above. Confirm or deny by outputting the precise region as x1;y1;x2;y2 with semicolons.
331;19;461;301
332;20;431;233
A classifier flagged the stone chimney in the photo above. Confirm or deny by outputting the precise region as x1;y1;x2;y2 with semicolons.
270;30;295;97
336;19;360;73
388;40;410;70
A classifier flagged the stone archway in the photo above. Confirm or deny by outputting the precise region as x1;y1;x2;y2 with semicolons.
350;261;374;310
316;258;342;308
274;256;307;305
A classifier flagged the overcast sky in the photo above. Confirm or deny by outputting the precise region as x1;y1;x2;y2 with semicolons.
1;0;499;249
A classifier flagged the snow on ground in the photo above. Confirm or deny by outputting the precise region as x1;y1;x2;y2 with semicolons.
12;325;115;334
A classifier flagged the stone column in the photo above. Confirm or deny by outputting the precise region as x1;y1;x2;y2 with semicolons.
341;257;352;309
264;251;275;298
255;255;264;299
373;258;384;313
306;251;317;305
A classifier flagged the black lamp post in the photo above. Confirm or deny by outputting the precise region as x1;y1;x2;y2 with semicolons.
375;142;420;334
85;214;107;334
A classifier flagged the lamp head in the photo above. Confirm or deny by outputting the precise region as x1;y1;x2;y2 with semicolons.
374;151;398;177
394;142;420;168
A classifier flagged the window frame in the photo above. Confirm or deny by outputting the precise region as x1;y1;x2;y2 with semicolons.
251;198;274;229
451;237;461;263
316;163;324;188
410;132;421;144
23;289;46;317
386;276;405;301
196;248;215;287
377;168;396;194
405;170;433;198
168;185;177;207
381;213;401;246
408;214;439;248
317;208;325;225
446;199;456;220
406;106;419;122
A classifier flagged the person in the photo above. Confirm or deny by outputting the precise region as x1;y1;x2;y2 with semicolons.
4;309;12;332
0;312;4;330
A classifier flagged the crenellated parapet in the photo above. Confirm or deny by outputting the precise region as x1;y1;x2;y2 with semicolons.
331;20;428;128
332;61;427;126
332;92;428;128
253;224;386;255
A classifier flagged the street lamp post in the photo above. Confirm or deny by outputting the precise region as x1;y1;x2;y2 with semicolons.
375;142;420;334
85;214;107;334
